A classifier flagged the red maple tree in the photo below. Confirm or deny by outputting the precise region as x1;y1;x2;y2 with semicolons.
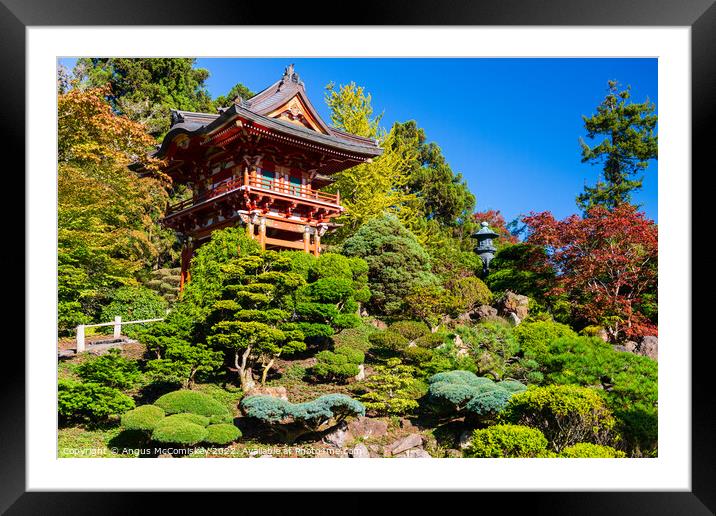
473;209;519;246
523;204;658;341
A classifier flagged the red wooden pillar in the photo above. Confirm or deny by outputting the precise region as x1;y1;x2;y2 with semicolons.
179;240;194;294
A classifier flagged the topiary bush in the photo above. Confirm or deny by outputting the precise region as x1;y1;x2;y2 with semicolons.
425;370;526;423
502;384;617;452
465;424;549;458
58;379;135;424
161;412;210;427
205;423;242;445
151;419;208;446
241;393;365;443
310;347;365;383
153;390;230;419
512;319;577;363
444;276;493;314
368;330;409;356
388;320;431;342
414;332;447;349
76;348;142;389
120;404;166;431
558;443;626;458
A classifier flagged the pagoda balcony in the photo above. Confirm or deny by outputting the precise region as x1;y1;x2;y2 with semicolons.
166;175;341;217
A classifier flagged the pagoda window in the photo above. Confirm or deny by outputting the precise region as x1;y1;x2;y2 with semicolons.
289;174;302;196
260;168;275;190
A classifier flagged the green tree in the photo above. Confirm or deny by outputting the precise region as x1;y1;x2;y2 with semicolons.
356;358;426;416
341;216;436;315
57;86;172;333
73;58;215;137
213;82;255;109
577;80;658;211
207;252;307;390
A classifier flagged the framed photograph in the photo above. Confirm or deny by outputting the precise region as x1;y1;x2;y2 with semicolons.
4;0;711;512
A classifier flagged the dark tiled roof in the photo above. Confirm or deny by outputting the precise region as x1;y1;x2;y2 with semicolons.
155;65;382;160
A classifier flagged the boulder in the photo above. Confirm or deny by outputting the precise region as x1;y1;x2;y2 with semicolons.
458;430;473;450
351;443;370;458
348;417;389;440
472;305;498;321
624;341;639;353
245;385;288;401
322;421;350;448
394;448;432;458
639;336;658;361
498;291;529;320
385;433;423;456
506;312;522;326
369;319;388;330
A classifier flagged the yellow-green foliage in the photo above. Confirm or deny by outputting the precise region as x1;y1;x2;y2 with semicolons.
205;424;242;445
503;384;617;452
153;390;230;419
466;424;549;458
513;320;577;362
559;443;626;458
120;405;166;431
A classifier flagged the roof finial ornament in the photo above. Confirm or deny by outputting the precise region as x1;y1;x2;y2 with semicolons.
281;63;301;87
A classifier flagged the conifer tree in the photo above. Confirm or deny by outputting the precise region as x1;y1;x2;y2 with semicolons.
577;81;657;212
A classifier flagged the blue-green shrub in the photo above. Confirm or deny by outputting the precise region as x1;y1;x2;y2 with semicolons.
425;370;526;421
241;394;365;442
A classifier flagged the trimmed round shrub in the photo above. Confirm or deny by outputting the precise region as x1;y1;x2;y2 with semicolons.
369;330;409;352
513;320;577;362
414;332;447;349
151;419;208;445
162;412;210;427
403;345;434;365
208;413;234;424
502;384;617;452
154;390;229;418
58;379;135;424
445;276;492;313
388;320;430;341
466;424;549;458
121;405;166;431
205;424;242;445
559;443;626;458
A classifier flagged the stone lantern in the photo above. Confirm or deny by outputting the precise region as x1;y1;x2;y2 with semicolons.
472;221;499;277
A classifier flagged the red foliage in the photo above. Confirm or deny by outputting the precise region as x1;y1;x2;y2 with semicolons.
473;209;519;245
523;204;658;341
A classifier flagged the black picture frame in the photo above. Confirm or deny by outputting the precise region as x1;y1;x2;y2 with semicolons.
3;0;710;513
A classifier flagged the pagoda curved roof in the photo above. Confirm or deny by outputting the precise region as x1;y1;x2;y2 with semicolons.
154;65;382;161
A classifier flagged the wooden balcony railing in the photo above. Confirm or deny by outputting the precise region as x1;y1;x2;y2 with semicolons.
247;176;339;204
167;175;340;216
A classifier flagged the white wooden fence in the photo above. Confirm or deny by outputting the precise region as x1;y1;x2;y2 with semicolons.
75;317;164;352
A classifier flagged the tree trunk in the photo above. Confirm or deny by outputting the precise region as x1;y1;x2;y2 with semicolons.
235;348;255;391
261;358;275;385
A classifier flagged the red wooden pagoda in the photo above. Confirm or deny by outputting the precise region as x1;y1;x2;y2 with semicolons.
149;65;383;289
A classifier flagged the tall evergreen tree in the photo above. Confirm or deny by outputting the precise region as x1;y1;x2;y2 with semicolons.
73;58;215;137
577;80;657;212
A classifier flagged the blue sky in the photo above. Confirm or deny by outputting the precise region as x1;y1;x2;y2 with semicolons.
59;57;658;223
